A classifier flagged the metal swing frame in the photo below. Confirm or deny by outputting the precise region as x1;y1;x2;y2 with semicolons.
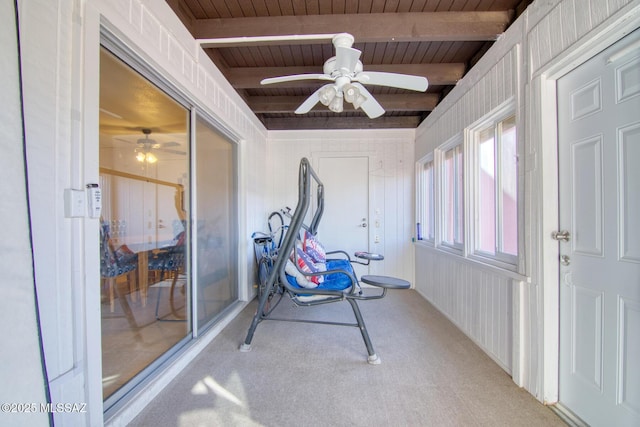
240;157;408;364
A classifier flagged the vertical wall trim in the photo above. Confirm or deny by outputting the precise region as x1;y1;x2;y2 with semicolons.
81;3;104;425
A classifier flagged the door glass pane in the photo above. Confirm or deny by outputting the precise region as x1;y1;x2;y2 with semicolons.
99;47;190;400
195;116;238;331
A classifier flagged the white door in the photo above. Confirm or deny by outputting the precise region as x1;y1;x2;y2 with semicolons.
316;156;370;277
557;28;640;426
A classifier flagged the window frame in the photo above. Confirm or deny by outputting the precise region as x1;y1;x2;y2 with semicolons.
415;153;435;244
467;104;519;270
435;134;465;254
414;101;524;276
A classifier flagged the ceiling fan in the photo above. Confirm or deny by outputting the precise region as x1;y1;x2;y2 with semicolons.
135;129;162;163
260;33;429;118
112;128;185;163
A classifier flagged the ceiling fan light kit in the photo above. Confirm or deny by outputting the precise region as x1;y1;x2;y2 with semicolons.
328;93;344;113
318;85;338;106
260;32;429;118
136;151;157;164
343;84;367;109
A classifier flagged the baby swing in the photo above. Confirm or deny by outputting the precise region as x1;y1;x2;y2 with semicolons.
240;158;410;364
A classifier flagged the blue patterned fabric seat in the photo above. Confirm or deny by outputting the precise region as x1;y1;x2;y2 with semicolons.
148;230;185;282
150;242;186;320
147;251;167;273
100;222;138;311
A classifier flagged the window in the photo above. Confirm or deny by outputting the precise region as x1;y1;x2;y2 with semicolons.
440;141;464;251
416;107;522;271
414;105;521;273
416;155;435;242
473;113;518;264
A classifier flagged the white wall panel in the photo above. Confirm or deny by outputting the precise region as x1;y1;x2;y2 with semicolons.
20;0;76;380
414;245;513;371
0;1;49;425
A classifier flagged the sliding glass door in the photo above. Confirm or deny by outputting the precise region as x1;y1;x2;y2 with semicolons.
98;42;238;407
99;46;191;401
194;116;238;332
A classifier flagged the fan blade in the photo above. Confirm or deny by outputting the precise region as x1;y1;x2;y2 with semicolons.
294;86;326;114
334;46;361;74
355;71;429;92
159;148;186;155
351;83;385;118
161;141;180;148
261;74;333;85
137;137;159;146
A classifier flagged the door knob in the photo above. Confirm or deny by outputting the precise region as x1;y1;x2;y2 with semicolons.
360;218;367;228
552;230;570;241
560;255;571;266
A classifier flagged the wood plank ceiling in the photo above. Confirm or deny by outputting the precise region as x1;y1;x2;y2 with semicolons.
165;0;531;130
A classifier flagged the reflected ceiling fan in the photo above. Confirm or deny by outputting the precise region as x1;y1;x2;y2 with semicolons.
260;33;429;118
115;128;185;164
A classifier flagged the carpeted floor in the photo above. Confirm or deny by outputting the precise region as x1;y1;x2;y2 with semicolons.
130;289;565;426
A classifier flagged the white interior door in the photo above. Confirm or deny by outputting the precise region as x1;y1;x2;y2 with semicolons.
557;28;640;426
316;156;370;277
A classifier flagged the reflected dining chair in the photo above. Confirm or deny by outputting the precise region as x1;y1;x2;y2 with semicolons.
150;233;186;320
100;222;138;312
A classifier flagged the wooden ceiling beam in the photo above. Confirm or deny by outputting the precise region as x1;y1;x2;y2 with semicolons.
262;116;423;130
196;12;512;44
226;64;464;88
248;94;439;113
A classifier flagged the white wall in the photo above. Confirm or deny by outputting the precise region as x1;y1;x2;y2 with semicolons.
0;1;49;426
414;9;522;384
414;0;640;404
16;0;268;425
268;129;416;282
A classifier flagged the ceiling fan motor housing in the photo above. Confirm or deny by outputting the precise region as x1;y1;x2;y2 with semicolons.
324;57;363;77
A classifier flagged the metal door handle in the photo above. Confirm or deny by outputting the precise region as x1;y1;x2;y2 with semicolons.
560;255;571;266
552;230;570;242
360;218;367;228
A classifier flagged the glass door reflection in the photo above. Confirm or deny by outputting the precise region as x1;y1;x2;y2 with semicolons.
194;116;238;331
99;47;190;400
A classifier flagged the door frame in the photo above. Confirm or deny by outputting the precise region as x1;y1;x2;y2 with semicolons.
534;8;640;411
82;9;249;422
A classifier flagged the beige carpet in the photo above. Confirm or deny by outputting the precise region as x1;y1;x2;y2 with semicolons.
131;289;565;426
